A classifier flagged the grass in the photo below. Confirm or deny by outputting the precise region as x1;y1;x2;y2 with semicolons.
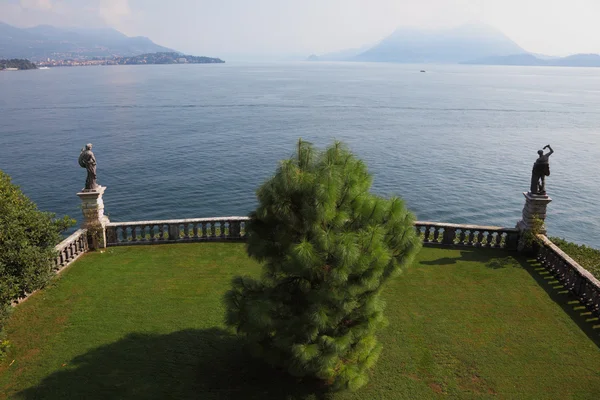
0;243;599;399
549;237;600;280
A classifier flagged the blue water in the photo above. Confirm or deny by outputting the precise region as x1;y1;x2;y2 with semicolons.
1;62;599;247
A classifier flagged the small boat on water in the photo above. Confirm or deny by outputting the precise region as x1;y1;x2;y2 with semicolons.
420;70;426;73
39;67;50;70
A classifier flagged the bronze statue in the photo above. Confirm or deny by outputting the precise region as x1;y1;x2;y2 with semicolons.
78;143;99;191
530;145;553;195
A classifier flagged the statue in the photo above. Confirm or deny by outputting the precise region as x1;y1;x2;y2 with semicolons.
530;145;553;195
78;143;99;191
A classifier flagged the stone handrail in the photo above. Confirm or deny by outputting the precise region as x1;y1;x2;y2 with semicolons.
105;217;520;250
105;217;248;246
415;221;520;250
54;229;89;270
536;235;600;319
14;229;89;306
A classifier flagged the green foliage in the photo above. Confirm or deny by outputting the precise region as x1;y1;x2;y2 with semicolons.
225;140;421;391
0;338;10;360
0;59;37;70
0;170;74;351
549;237;600;280
518;214;545;252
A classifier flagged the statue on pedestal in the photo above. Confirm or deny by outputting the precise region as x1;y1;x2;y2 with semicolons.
78;143;99;191
530;145;553;195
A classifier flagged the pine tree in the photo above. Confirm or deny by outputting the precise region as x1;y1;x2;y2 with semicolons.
225;140;421;391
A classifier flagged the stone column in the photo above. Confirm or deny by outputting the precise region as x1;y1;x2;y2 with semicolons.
516;192;552;234
77;186;110;249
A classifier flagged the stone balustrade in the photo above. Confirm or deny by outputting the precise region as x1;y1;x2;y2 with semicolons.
54;229;89;270
105;217;520;250
105;217;248;246
415;221;520;250
536;235;600;319
14;229;89;306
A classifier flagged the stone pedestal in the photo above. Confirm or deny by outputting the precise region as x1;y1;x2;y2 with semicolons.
516;192;552;234
77;186;109;249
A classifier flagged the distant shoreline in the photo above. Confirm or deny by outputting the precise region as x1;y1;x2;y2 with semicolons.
36;52;224;68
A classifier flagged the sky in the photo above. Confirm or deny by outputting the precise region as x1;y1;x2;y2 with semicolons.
2;0;600;58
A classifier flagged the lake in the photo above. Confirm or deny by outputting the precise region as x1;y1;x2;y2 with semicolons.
1;62;599;247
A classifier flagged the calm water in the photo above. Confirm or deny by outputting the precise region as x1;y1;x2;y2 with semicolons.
1;62;599;247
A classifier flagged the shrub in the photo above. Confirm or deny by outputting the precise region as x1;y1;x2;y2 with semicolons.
225;140;421;391
0;170;74;356
549;237;600;280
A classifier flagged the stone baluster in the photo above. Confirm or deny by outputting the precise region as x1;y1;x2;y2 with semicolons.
467;231;475;246
230;220;241;238
169;224;180;240
432;227;440;243
183;223;189;239
476;231;483;246
423;226;431;242
457;230;465;245
106;226;116;245
442;227;455;245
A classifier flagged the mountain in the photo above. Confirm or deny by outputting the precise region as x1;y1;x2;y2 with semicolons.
552;54;600;67
464;53;600;67
308;44;373;62
353;23;526;63
462;53;546;66
0;21;175;61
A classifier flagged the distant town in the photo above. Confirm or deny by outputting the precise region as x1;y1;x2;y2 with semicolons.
38;52;225;67
1;52;225;70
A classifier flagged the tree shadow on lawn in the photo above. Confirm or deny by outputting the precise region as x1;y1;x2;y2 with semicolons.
420;248;520;269
18;328;332;400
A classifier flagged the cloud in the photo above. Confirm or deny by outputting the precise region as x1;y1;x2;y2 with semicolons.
98;0;131;25
20;0;53;10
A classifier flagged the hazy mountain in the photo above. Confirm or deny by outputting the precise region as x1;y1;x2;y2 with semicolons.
353;23;526;63
0;21;175;60
463;53;545;66
307;44;373;62
552;54;600;67
464;53;600;67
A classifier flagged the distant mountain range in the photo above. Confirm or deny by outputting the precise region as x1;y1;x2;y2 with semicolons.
308;23;600;68
465;53;600;67
0;21;175;61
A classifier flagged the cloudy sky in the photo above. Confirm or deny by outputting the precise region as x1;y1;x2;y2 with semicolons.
2;0;600;57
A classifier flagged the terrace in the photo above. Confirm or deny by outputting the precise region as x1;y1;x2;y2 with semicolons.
1;242;599;399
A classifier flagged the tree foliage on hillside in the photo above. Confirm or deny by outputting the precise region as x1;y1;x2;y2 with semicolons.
0;59;37;70
0;170;73;354
225;140;421;391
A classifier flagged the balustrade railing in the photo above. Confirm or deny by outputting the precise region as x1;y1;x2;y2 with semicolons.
536;235;600;319
105;217;247;246
414;221;520;250
15;229;89;306
54;229;89;270
106;217;520;250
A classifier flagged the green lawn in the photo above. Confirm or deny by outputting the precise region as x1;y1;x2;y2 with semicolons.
1;244;599;399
